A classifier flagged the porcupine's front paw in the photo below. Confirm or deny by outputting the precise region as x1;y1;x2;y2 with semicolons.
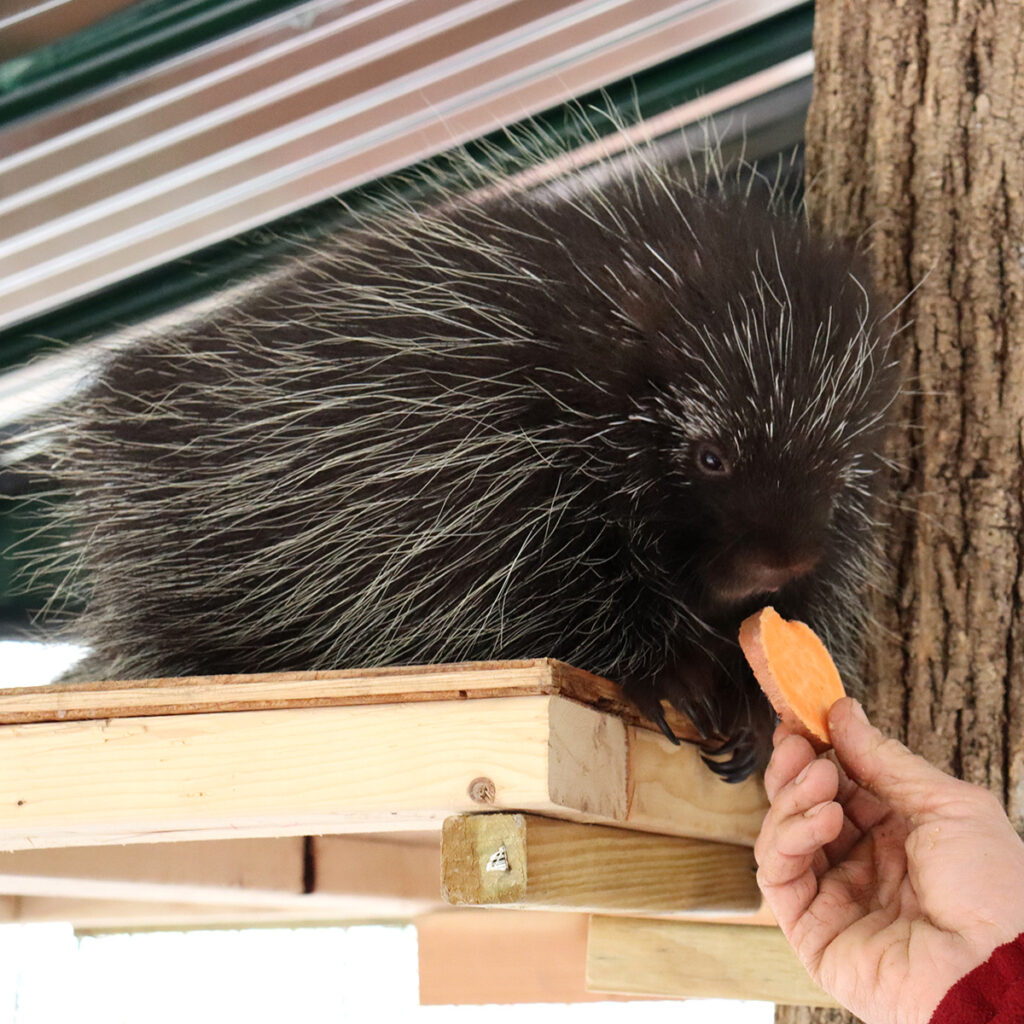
699;717;774;784
621;661;776;783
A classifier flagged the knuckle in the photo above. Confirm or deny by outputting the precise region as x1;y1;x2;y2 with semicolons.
864;735;916;788
755;863;783;896
931;778;1000;817
965;784;1004;817
762;766;783;801
753;823;774;866
874;734;908;763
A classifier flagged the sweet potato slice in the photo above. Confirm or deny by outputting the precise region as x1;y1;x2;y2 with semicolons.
738;606;846;751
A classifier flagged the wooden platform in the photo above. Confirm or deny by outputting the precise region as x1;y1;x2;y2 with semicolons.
0;659;766;849
0;659;831;1007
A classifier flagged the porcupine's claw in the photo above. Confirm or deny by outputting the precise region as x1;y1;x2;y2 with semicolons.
702;741;759;782
620;664;771;781
700;730;757;782
702;702;776;781
649;702;681;746
673;705;768;783
620;679;681;746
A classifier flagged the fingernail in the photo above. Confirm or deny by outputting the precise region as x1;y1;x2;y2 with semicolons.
850;700;868;724
804;801;829;818
795;762;814;785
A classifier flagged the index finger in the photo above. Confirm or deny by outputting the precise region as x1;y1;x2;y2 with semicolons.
764;732;819;802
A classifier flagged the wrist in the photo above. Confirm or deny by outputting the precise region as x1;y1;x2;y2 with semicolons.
927;933;1024;1023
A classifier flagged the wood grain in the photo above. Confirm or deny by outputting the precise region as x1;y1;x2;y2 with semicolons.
625;726;768;846
0;696;562;850
441;812;759;915
587;916;838;1006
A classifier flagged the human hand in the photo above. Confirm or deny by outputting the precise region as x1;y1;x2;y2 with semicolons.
755;697;1024;1024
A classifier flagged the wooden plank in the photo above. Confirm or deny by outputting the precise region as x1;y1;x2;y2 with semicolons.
441;813;759;915
417;910;644;1005
0;694;765;851
0;658;700;742
14;896;432;929
0;835;447;906
312;836;441;905
0;696;618;850
5;836;448;927
586;917;839;1007
0;660;557;722
676;901;778;927
0;838;304;904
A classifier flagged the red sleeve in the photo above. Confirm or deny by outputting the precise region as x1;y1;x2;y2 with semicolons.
929;934;1024;1023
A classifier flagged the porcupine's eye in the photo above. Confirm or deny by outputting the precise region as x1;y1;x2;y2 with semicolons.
696;445;730;476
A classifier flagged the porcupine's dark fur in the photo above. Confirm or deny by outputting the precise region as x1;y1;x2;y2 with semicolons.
22;141;901;781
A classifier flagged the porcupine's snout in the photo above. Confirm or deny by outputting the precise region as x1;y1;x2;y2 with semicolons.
701;494;829;604
721;549;821;601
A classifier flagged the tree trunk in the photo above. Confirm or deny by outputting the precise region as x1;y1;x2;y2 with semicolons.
779;2;1024;1022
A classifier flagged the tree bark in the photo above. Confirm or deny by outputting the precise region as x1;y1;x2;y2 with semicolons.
780;2;1024;1022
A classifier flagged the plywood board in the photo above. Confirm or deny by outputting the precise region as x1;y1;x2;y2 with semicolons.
0;835;444;911
3;836;449;926
0;659;699;741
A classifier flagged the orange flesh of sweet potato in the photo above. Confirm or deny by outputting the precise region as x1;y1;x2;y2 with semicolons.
738;606;846;751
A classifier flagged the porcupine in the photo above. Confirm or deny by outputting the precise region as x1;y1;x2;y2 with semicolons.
24;138;901;782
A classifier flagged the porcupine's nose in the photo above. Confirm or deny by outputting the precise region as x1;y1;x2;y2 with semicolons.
712;550;821;602
741;554;820;594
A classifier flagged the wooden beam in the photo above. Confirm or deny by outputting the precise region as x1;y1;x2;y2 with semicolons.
0;834;773;929
586;916;839;1006
0;695;592;849
417;910;643;1005
677;901;778;927
0;838;304;904
0;695;765;851
13;896;428;929
3;836;447;926
441;813;759;915
312;835;441;905
0;659;699;741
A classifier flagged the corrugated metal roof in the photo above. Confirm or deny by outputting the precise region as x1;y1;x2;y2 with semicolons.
0;0;809;335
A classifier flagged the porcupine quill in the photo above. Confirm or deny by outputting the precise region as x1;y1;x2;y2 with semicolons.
13;124;902;781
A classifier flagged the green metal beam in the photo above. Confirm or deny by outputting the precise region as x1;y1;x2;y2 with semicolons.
0;0;312;127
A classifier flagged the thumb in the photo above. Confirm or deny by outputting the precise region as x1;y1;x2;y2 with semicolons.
827;697;956;822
